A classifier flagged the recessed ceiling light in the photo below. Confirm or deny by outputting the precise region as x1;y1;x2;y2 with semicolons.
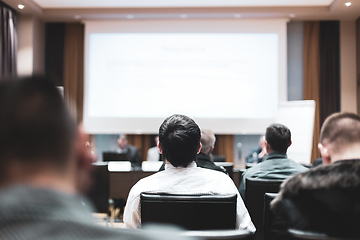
74;15;81;19
289;14;296;18
234;14;241;18
180;14;188;19
345;2;352;7
126;15;134;19
18;4;25;9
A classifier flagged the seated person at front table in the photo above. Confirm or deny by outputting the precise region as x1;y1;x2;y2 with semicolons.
123;114;255;231
246;135;267;163
117;134;141;166
158;128;227;174
146;135;161;161
239;124;308;200
270;112;360;239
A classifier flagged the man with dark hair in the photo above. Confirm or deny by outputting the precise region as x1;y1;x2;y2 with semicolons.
158;128;227;173
239;124;308;200
270;112;360;239
0;76;187;240
123;114;255;231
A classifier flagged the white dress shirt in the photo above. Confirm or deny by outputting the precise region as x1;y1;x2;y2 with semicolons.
146;146;160;162
123;162;255;232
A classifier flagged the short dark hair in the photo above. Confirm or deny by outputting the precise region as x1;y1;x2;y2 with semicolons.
320;112;360;149
0;76;76;170
159;114;201;167
265;124;291;154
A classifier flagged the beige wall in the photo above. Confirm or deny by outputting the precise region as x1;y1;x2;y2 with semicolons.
340;20;357;113
17;14;45;76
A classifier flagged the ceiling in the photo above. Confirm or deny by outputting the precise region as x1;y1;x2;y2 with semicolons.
31;0;335;8
4;0;360;21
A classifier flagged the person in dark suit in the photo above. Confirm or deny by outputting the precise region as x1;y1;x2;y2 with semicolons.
0;76;188;240
197;129;227;174
270;112;360;239
117;134;141;166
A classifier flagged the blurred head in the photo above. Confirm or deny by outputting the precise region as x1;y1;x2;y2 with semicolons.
117;134;129;150
318;112;360;164
0;76;78;187
259;135;266;148
200;129;216;155
265;124;292;154
158;114;201;167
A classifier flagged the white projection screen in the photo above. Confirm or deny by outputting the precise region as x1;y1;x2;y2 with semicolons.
84;19;288;134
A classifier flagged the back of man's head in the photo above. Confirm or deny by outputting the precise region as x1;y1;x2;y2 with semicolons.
159;114;201;167
320;112;360;150
200;129;216;155
0;76;76;182
265;124;291;154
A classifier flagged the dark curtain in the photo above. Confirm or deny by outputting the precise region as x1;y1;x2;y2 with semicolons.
45;23;65;86
319;21;340;126
0;2;17;79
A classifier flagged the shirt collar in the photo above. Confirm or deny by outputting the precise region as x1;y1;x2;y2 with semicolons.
164;161;197;170
263;152;288;161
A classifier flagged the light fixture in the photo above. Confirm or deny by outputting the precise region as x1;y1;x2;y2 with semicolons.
74;15;81;19
289;14;296;18
345;2;352;7
234;14;241;18
126;15;134;19
18;4;24;9
180;14;188;19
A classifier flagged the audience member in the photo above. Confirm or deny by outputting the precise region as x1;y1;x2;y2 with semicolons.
239;124;308;200
0;76;186;240
270;112;360;239
246;135;267;163
117;134;141;166
159;128;227;174
196;129;227;174
123;114;255;231
146;135;161;161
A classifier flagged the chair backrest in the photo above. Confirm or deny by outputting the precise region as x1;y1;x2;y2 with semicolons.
86;163;109;213
245;178;283;240
263;193;278;240
102;152;127;161
141;193;237;230
182;229;254;240
288;229;357;240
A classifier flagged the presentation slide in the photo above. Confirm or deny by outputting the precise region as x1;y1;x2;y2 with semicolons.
83;20;287;134
88;33;278;119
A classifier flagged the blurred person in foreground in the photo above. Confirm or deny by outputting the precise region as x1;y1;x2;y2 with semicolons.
123;114;255;231
0;76;188;240
239;124;308;200
270;112;360;239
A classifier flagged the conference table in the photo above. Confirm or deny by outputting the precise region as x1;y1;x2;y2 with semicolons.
108;162;242;200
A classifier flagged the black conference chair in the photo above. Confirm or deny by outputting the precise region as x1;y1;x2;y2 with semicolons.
288;229;357;240
215;162;234;179
86;162;110;214
245;178;283;240
263;193;278;240
140;192;237;230
182;229;254;240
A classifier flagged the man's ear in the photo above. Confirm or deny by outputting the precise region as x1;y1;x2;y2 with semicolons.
157;141;163;154
288;141;292;147
265;140;271;152
318;143;331;165
197;142;202;154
